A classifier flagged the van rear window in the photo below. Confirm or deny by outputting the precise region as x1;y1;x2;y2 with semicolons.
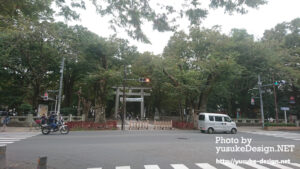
199;115;205;120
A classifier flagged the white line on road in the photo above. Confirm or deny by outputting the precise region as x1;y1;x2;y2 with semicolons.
195;163;217;169
0;139;21;141
144;165;160;169
171;164;189;169
0;142;14;144
267;163;293;169
245;162;269;169
289;163;300;167
116;166;131;169
220;162;245;169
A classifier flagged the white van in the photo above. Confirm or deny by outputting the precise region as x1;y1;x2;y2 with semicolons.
198;113;237;134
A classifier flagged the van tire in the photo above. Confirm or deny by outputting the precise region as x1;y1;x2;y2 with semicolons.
207;128;214;134
231;128;237;134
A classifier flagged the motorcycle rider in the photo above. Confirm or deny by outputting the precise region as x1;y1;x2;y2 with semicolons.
41;113;47;125
48;112;58;130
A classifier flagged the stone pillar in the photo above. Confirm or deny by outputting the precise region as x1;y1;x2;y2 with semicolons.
69;114;73;122
26;114;33;127
0;146;6;169
141;89;144;119
81;114;86;121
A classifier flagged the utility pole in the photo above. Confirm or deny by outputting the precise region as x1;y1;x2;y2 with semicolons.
121;64;127;130
258;75;265;128
57;57;65;120
272;74;279;123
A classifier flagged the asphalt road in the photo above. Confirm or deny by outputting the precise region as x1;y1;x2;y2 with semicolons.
5;130;300;169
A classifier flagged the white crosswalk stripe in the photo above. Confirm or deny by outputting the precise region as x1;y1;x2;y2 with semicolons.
86;162;300;169
267;163;294;169
244;162;269;169
0;132;39;145
171;164;189;169
116;166;131;169
244;131;300;141
219;162;245;169
144;165;160;169
196;163;217;169
290;163;300;167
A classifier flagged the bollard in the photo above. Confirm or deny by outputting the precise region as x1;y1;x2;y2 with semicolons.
37;156;47;169
0;146;6;169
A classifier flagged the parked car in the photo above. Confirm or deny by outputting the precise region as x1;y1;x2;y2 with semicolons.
198;113;237;134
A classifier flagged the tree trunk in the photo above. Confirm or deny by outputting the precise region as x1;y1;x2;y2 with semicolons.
94;102;106;123
63;73;74;107
81;98;91;121
198;74;215;112
32;81;40;110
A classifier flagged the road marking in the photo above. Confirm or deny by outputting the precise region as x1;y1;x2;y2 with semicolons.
289;163;300;167
144;165;160;169
245;162;269;169
267;163;293;169
0;139;21;141
171;164;189;169
219;162;245;169
195;163;217;169
0;132;40;145
116;166;131;169
0;142;14;144
244;131;300;141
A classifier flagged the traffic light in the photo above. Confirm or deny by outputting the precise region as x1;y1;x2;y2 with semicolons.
44;92;48;101
290;96;295;104
139;77;150;83
274;80;286;86
251;98;255;105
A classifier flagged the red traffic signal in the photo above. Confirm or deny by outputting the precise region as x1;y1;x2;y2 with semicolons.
251;98;255;105
290;96;295;104
44;92;48;101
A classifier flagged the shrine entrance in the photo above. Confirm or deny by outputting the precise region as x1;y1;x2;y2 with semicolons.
113;87;151;119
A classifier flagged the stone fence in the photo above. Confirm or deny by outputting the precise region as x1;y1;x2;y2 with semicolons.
232;118;290;126
4;114;85;127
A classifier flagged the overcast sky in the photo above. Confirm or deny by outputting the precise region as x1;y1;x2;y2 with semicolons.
62;0;300;55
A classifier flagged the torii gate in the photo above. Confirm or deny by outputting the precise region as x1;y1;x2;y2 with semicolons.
113;87;151;119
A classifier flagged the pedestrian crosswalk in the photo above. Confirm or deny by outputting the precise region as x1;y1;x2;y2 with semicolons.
244;131;300;141
0;132;40;146
87;162;300;169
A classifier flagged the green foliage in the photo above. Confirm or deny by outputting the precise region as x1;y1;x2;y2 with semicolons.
19;103;32;114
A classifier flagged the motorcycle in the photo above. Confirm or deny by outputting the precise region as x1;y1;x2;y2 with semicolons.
41;118;69;135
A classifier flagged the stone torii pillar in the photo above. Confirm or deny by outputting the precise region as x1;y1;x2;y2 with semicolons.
141;89;144;118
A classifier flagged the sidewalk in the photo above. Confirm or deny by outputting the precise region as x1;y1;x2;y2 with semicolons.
1;127;39;132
